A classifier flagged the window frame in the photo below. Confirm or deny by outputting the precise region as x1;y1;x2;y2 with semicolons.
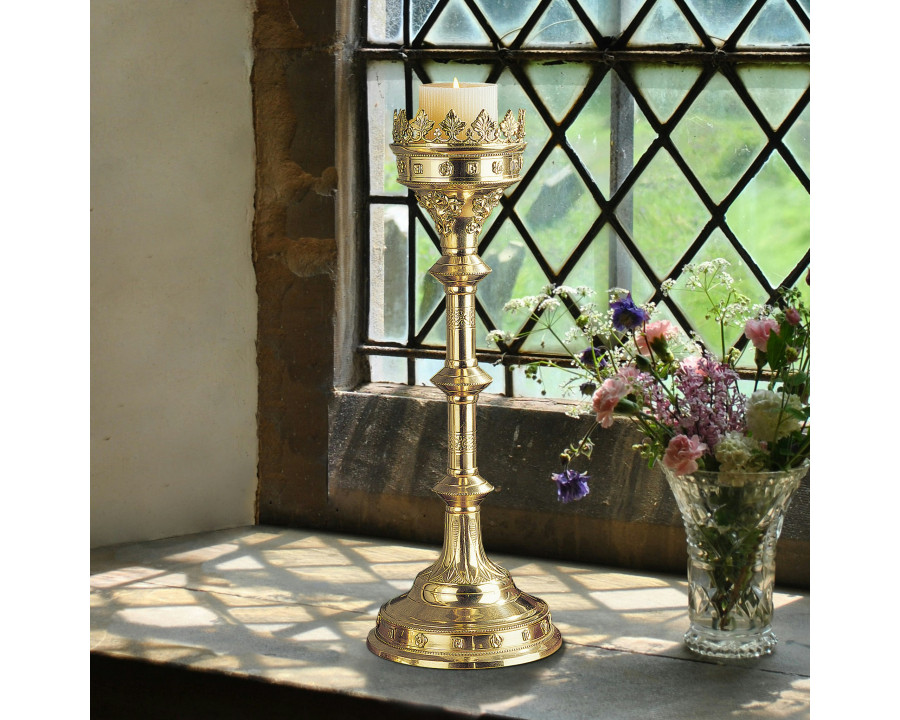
326;0;810;586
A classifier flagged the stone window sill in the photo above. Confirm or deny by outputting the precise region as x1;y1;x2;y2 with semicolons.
328;383;809;587
91;526;809;719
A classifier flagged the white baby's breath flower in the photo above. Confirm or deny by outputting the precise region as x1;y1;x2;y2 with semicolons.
538;297;561;311
503;294;547;312
486;329;515;345
660;279;676;296
551;284;578;297
685;275;703;290
575;286;596;296
750;303;773;320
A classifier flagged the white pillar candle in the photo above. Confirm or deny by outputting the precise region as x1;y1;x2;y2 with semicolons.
418;78;498;126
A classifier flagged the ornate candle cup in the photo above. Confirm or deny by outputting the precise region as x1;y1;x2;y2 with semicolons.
366;108;563;669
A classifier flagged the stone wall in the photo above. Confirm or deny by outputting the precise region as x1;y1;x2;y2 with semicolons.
253;0;342;523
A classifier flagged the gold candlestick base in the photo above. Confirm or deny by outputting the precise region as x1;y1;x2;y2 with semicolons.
366;108;562;669
367;541;561;669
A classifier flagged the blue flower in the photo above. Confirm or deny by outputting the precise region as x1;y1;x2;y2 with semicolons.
551;469;591;504
610;294;649;332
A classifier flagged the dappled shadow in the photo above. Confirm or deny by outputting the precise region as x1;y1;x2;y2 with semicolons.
91;526;809;719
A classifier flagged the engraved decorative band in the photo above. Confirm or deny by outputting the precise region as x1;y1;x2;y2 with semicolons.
448;308;476;328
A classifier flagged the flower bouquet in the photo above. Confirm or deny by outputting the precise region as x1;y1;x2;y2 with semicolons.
489;260;809;658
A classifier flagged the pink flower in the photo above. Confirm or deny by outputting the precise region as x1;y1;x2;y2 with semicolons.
663;434;708;475
635;320;677;356
592;376;629;428
744;318;780;352
617;366;640;382
785;308;801;326
680;356;707;376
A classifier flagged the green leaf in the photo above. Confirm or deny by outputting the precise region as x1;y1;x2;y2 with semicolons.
766;329;787;371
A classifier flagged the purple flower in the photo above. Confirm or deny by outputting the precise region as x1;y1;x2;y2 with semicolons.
610;294;650;332
579;346;607;367
639;355;745;450
551;469;591;503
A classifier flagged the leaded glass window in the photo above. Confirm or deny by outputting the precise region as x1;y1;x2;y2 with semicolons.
361;0;810;397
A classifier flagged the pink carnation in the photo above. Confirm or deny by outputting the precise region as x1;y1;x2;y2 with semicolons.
744;318;779;352
617;366;640;381
680;356;707;376
592;376;629;429
635;320;677;356
785;308;801;326
663;434;707;475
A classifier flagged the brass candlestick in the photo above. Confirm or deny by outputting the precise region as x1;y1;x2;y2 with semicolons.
366;108;563;669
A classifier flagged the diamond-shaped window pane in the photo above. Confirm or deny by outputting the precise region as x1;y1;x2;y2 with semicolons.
411;0;441;40
783;103;810;178
580;0;644;36
369;204;409;343
738;0;809;47
478;0;542;46
422;312;446;346
736;64;809;131
525;61;593;123
683;0;756;46
669;231;768;357
726;152;809;286
629;0;702;46
423;0;491;46
577;70;658;199
631;63;703;124
567;78;611;197
480;222;547;337
497;68;551;178
617;148;709;279
520;303;580;356
670;72;767;203
518;146;601;273
523;0;593;47
564;231;655;305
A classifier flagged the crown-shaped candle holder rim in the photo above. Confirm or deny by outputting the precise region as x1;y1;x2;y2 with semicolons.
392;108;526;146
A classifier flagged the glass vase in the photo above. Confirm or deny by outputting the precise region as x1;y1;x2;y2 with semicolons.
661;464;807;659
